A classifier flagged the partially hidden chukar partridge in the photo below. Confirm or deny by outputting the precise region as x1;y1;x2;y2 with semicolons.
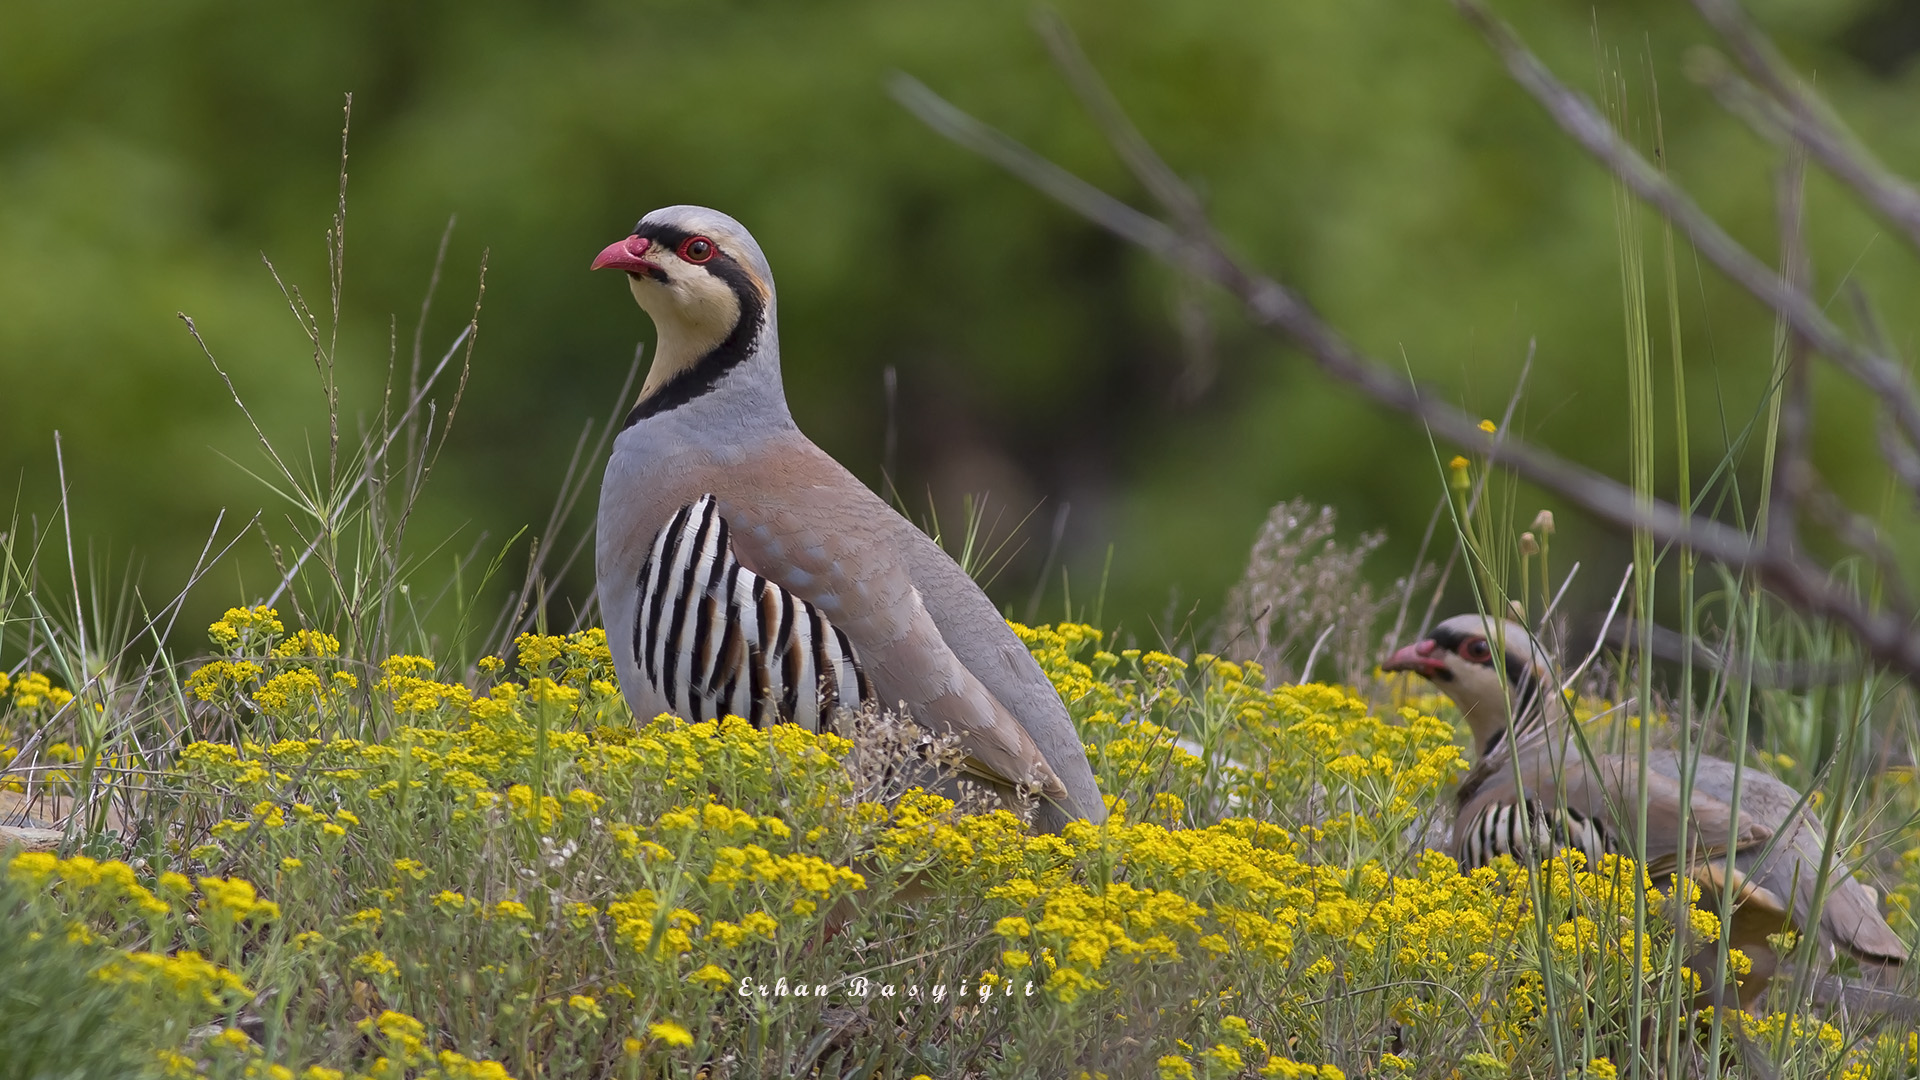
1385;613;1908;1006
591;205;1105;833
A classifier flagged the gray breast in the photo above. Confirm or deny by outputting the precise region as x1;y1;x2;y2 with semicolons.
631;494;871;731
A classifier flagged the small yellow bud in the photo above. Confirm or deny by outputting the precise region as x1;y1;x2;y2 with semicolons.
1448;456;1472;491
1478;419;1497;434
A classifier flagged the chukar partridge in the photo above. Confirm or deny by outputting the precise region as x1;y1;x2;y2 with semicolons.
1385;613;1908;1006
590;205;1105;832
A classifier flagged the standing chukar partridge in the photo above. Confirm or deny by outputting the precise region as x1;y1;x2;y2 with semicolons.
590;205;1105;832
1385;613;1908;1006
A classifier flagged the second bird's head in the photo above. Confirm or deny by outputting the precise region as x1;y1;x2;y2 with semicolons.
592;206;776;403
1382;613;1555;757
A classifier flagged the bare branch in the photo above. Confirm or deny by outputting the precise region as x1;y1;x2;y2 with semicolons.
1449;0;1920;459
1802;477;1916;614
890;76;1754;563
888;74;1190;265
1844;283;1920;506
1033;11;1212;237
1688;0;1920;253
1602;617;1865;689
892;37;1920;677
1880;415;1920;504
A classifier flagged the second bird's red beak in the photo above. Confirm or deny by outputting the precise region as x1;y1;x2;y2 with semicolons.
1382;639;1446;677
592;234;654;272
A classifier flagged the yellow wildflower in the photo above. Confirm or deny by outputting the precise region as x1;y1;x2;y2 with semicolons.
649;1020;694;1048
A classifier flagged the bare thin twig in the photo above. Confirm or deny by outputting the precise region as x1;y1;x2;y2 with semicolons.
409;214;458;471
1563;562;1637;696
1540;560;1581;623
1765;144;1811;555
53;434;86;666
260;321;474;609
1410;344;1534;645
1387;494;1447;653
1802;479;1916;613
492;344;647;645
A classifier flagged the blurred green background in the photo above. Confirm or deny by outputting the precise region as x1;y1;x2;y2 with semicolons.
4;0;1919;657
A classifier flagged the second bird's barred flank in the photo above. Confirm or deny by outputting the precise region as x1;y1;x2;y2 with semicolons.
1458;798;1611;871
632;494;871;731
1393;612;1911;997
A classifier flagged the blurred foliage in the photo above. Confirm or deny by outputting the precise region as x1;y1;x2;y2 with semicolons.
3;0;1919;654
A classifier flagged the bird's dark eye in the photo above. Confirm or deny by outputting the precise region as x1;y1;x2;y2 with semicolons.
1463;638;1493;664
678;236;715;263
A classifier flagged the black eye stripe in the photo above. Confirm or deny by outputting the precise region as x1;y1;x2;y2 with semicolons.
1431;626;1494;665
631;222;728;266
634;221;702;250
1427;624;1530;679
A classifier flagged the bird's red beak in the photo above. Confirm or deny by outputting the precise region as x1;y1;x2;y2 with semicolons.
592;234;654;273
1382;639;1447;677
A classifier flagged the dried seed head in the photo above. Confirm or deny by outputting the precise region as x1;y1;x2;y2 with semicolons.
832;697;1031;824
1519;532;1540;557
1531;509;1555;536
1211;496;1411;688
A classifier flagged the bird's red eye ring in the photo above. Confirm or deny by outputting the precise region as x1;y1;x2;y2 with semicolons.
678;236;716;264
1463;638;1493;663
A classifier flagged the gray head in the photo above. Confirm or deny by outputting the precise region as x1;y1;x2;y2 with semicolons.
1383;613;1559;758
591;205;781;421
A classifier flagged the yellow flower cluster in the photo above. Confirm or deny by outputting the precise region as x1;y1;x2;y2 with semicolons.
9;852;255;1018
1;670;75;712
1016;621;1469;855
199;875;282;927
706;843;865;904
207;605;285;652
10;852;170;919
99;949;250;1009
608;890;706;959
7;608;1910;1079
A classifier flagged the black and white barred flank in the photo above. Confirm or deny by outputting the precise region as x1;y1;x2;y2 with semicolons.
1458;799;1612;872
632;494;872;731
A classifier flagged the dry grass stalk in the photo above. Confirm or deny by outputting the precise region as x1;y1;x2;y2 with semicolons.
1212;497;1413;687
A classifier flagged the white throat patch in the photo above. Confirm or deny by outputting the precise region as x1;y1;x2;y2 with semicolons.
630;264;745;397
